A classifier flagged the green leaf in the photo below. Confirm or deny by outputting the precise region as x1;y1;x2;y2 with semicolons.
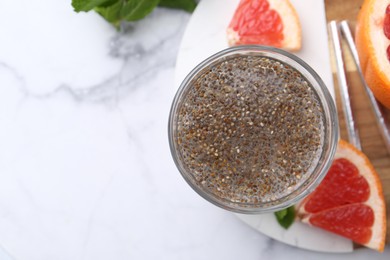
275;209;287;219
274;206;295;229
72;0;114;12
94;1;123;27
73;0;193;28
120;0;160;21
97;0;118;8
94;0;160;27
158;0;197;12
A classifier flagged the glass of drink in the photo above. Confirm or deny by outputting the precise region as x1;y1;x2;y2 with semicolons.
168;45;338;213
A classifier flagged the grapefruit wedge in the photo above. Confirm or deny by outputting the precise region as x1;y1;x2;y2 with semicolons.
355;0;390;108
227;0;302;51
297;140;386;252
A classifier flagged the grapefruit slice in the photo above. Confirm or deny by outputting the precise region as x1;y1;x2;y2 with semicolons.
355;0;390;108
227;0;301;51
297;140;386;252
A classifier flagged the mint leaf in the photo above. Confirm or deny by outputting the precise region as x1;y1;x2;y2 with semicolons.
275;209;287;219
159;0;197;12
120;0;160;21
94;1;123;27
97;0;118;8
274;206;295;229
72;0;114;12
72;0;196;28
94;0;160;27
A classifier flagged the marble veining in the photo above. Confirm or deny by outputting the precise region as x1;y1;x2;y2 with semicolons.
0;0;389;259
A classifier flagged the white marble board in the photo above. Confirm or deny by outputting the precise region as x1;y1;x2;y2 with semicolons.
174;0;353;253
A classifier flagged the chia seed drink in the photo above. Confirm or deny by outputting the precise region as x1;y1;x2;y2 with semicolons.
169;46;338;213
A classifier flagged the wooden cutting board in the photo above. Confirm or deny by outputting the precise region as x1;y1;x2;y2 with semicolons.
324;0;390;244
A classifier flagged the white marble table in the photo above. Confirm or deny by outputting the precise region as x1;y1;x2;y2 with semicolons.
0;1;388;259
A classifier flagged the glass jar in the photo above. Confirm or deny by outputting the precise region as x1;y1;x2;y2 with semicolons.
168;45;338;214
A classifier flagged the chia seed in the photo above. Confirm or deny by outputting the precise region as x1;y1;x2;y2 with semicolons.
175;56;325;205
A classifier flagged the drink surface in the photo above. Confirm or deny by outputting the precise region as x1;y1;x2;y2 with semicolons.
175;55;325;205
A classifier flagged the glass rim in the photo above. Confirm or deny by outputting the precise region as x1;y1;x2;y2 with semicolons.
168;45;339;214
